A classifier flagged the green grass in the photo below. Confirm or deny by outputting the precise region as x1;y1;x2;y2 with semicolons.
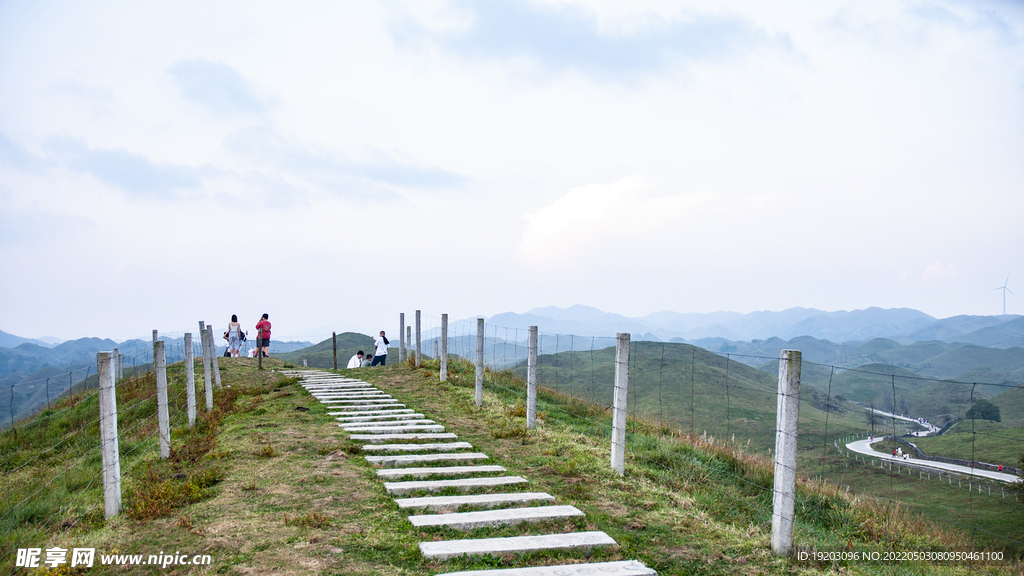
2;353;1021;574
910;421;1024;466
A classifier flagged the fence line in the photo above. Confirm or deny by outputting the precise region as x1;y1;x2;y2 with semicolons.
399;311;1024;555
1;323;236;575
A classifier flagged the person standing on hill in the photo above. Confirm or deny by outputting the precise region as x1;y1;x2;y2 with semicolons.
226;315;243;357
372;331;389;366
255;313;271;357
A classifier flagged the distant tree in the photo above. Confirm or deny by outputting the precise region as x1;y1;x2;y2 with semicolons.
1017;453;1024;502
965;399;1001;422
866;402;878;434
899;395;909;415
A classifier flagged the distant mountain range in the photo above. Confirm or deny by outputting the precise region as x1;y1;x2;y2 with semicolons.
0;331;312;428
481;305;1024;348
0;329;60;349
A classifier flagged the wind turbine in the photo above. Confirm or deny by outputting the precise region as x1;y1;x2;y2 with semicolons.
991;274;1016;315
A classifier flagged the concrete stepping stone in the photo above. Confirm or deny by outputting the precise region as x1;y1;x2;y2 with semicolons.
419;531;616;560
328;409;414;417
376;465;506;479
395;492;556;512
350;433;459;443
329;398;399;404
409;505;584;530
342;424;444;433
341;420;436;430
319;394;392;401
329;404;407;411
306;385;373;390
365;452;489;467
315;392;390;399
360;442;471;452
313;387;383;392
385;476;527;496
435;560;656;576
309;385;372;389
336;413;425;423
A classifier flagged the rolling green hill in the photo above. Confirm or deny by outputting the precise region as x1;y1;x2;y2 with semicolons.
508;342;870;456
912;345;1024;380
277;332;380;369
989;384;1024;428
6;354;1019;573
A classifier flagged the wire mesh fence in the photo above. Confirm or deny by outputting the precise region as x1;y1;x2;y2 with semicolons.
407;312;1024;556
0;328;215;575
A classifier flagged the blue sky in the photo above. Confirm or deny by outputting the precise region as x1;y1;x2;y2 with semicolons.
0;0;1022;342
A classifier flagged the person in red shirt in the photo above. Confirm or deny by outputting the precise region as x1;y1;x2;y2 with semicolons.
255;313;271;357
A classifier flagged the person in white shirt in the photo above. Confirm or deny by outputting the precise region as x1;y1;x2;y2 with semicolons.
371;331;389;366
347;351;364;369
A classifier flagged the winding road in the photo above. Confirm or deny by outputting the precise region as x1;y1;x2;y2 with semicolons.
844;437;1019;483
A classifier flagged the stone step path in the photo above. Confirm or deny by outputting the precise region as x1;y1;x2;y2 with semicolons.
420;531;617;560
436;561;657;576
365;452;490;468
361;442;473;452
340;424;445;433
282;369;656;575
330;404;408;411
329;408;415;416
384;476;529;496
377;465;506;480
336;413;426;423
409;505;584;530
351;432;459;443
394;492;556;512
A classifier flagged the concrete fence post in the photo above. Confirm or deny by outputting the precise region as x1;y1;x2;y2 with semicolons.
415;310;422;367
440;314;448;382
399;313;406;362
332;332;338;370
406;326;412;362
112;348;120;381
434;339;438;359
199;322;213;410
152;329;158;346
97;352;122;519
155;340;170;459
772;349;802;557
184;332;196;427
475;318;485;406
611;333;630;475
208;326;222;389
526;326;538;428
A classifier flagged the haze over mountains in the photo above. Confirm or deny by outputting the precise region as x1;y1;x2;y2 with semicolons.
484;305;1024;348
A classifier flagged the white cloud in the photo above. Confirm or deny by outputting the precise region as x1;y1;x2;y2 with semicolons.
519;176;788;269
0;1;1022;338
920;262;961;280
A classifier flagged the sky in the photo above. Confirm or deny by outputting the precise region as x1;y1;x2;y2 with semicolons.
1;0;1022;343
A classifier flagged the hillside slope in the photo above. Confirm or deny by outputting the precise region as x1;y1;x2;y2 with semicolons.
4;355;1018;574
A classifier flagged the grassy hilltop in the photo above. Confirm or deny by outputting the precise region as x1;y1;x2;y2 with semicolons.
1;353;1021;575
